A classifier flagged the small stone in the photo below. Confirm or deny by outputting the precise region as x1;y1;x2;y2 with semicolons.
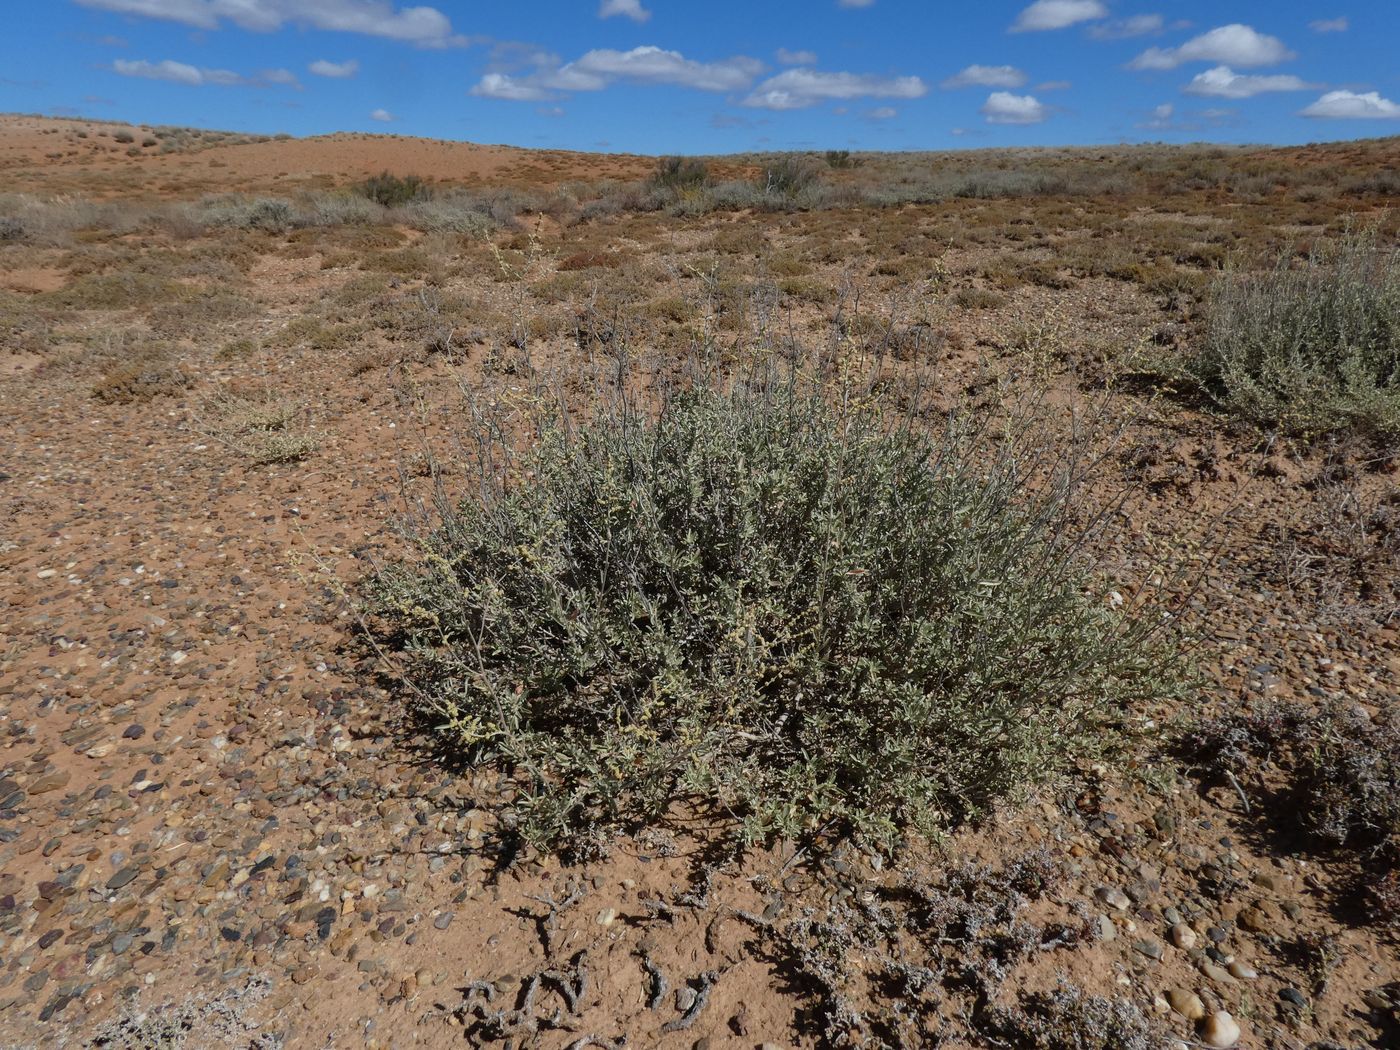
433;912;454;931
1237;906;1270;933
1097;886;1131;911
1279;987;1307;1008
1095;915;1116;942
1134;939;1164;960
1200;1011;1241;1048
27;771;70;795
106;867;140;890
1167;989;1206;1021
1201;961;1235;985
1226;961;1257;980
1363;989;1393;1010
1169;923;1197;950
122;725;146;740
596;907;617;926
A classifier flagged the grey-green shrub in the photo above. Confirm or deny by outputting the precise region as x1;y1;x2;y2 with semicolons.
1187;225;1400;441
367;384;1181;851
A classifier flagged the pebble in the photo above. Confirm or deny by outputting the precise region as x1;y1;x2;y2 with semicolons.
433;912;454;930
1095;915;1116;942
1134;939;1164;960
1200;1011;1241;1048
1201;961;1235;985
1167;988;1206;1021
1097;886;1131;911
1226;961;1256;980
106;867;140;890
1280;987;1307;1007
596;907;617;926
1169;922;1197;950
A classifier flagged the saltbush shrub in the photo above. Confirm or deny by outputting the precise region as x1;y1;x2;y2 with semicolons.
368;384;1181;851
358;171;431;208
651;155;710;191
1187;225;1400;441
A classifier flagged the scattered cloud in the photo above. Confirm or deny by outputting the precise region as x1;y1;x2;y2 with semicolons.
598;0;650;23
1183;65;1311;99
981;91;1048;124
942;64;1027;90
1011;1;1107;33
309;58;359;78
1136;102;1237;132
1140;102;1174;128
1088;13;1163;40
866;106;897;120
370;107;395;121
1129;24;1294;71
112;57;296;87
75;0;467;48
471;73;554;101
743;68;928;110
472;45;765;101
1036;79;1072;91
776;48;818;66
1300;89;1400;119
1309;17;1349;34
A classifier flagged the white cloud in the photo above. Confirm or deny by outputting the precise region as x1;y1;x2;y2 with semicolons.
472;46;765;101
743;68;927;110
1139;102;1174;128
75;0;466;47
309;58;359;78
370;107;395;121
470;72;554;101
1183;66;1311;99
776;48;818;66
598;0;650;23
867;106;897;120
1300;90;1400;119
981;91;1048;124
1309;17;1349;34
1129;24;1294;70
114;58;205;85
1088;13;1164;40
259;67;301;87
942;64;1027;89
1011;1;1107;33
112;57;296;87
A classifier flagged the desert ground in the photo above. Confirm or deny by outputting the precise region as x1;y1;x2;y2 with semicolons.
0;115;1397;1049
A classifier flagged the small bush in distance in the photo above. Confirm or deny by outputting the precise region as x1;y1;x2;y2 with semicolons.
1185;224;1400;442
824;149;858;169
760;154;824;197
367;383;1182;851
650;155;710;191
358;171;432;208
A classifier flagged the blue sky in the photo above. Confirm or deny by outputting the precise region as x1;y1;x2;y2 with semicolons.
2;2;1398;153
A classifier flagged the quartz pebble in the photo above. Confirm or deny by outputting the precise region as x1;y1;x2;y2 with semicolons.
1200;1011;1241;1048
1167;988;1205;1021
1169;922;1197;950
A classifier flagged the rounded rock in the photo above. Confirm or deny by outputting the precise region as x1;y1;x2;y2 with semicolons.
1169;922;1197;950
1167;988;1206;1021
1200;1011;1241;1048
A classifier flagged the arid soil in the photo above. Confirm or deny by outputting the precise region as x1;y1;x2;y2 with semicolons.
1;118;1397;1048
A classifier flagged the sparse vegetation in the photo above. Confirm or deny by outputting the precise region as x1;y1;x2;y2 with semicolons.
1187;224;1400;441
357;171;431;208
650;155;710;191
